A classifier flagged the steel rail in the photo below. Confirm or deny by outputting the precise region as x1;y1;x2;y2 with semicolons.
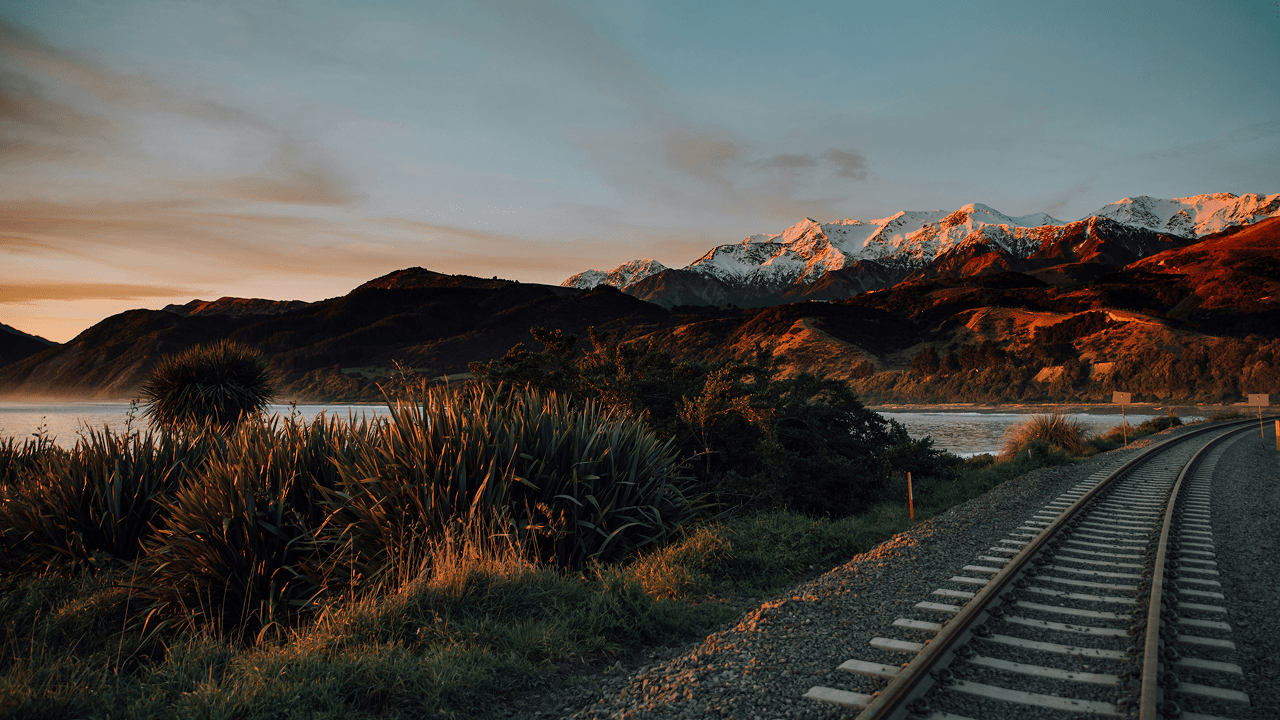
850;417;1269;720
1138;422;1255;720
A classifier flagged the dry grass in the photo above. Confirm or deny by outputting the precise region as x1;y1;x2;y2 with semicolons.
1000;412;1091;457
621;525;732;600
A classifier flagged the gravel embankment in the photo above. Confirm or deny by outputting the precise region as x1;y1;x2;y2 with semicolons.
1203;428;1280;720
511;429;1216;720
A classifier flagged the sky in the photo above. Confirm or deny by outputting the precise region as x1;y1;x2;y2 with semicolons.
1;0;1278;343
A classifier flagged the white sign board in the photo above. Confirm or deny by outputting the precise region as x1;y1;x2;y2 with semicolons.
1248;394;1270;406
1112;392;1131;404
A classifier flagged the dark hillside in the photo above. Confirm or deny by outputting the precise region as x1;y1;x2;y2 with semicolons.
0;322;56;368
0;272;677;401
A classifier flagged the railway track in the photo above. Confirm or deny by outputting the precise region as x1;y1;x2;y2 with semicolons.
803;418;1271;720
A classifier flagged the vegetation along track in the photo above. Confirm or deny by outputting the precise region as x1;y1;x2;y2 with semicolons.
804;417;1274;720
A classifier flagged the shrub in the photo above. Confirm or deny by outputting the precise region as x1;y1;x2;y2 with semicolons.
0;427;207;574
1093;423;1134;446
140;340;276;430
1000;413;1091;457
472;328;961;517
135;416;345;640
321;383;694;583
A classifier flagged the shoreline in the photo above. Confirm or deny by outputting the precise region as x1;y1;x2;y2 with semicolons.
867;402;1223;416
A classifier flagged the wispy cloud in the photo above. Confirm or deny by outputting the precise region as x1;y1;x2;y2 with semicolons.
0;282;195;303
1136;118;1280;161
0;17;355;206
468;1;871;223
756;148;869;180
1042;178;1097;219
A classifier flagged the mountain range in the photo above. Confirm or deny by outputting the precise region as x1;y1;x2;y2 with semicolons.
562;193;1280;307
1;193;1277;404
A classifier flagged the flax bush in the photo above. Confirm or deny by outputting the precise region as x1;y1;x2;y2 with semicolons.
135;416;350;640
321;383;694;583
0;427;207;574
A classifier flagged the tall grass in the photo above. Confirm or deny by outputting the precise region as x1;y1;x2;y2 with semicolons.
0;428;207;574
1000;412;1091;457
322;383;695;583
3;383;695;645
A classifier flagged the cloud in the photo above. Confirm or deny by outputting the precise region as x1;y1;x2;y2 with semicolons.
0;196;607;299
757;153;818;172
1042;178;1097;219
660;125;745;189
756;148;869;180
1137;118;1280;161
0;282;195;303
0;17;355;206
823;149;869;180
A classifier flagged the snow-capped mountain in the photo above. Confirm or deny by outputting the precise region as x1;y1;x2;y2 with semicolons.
1093;193;1280;238
562;192;1280;308
561;259;668;291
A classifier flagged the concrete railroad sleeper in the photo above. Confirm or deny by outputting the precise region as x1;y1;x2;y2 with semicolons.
803;417;1271;720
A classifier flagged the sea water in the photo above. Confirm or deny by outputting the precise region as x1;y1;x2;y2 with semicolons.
0;401;1202;456
875;410;1203;457
0;401;387;447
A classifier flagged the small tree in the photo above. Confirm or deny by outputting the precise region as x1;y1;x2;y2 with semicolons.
910;346;940;375
140;340;276;430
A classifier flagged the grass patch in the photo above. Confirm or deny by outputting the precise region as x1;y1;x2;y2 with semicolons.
0;438;1078;719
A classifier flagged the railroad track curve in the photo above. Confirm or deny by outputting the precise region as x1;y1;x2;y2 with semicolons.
803;417;1274;720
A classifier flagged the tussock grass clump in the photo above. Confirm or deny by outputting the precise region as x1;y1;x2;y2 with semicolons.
1000;413;1091;458
140;340;276;430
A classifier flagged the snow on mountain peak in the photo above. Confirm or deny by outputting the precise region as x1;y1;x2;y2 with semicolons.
561;192;1279;293
561;258;667;290
1093;192;1280;237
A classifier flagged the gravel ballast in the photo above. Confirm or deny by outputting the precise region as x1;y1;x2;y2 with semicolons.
524;429;1221;720
1200;427;1280;720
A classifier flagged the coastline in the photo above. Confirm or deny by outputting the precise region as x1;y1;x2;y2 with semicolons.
866;402;1223;416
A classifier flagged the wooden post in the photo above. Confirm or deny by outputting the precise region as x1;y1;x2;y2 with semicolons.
907;471;914;520
1248;394;1270;441
1112;392;1131;445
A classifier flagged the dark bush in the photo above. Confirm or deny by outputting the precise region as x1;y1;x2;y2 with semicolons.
140;340;276;430
471;327;961;518
1136;415;1182;433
